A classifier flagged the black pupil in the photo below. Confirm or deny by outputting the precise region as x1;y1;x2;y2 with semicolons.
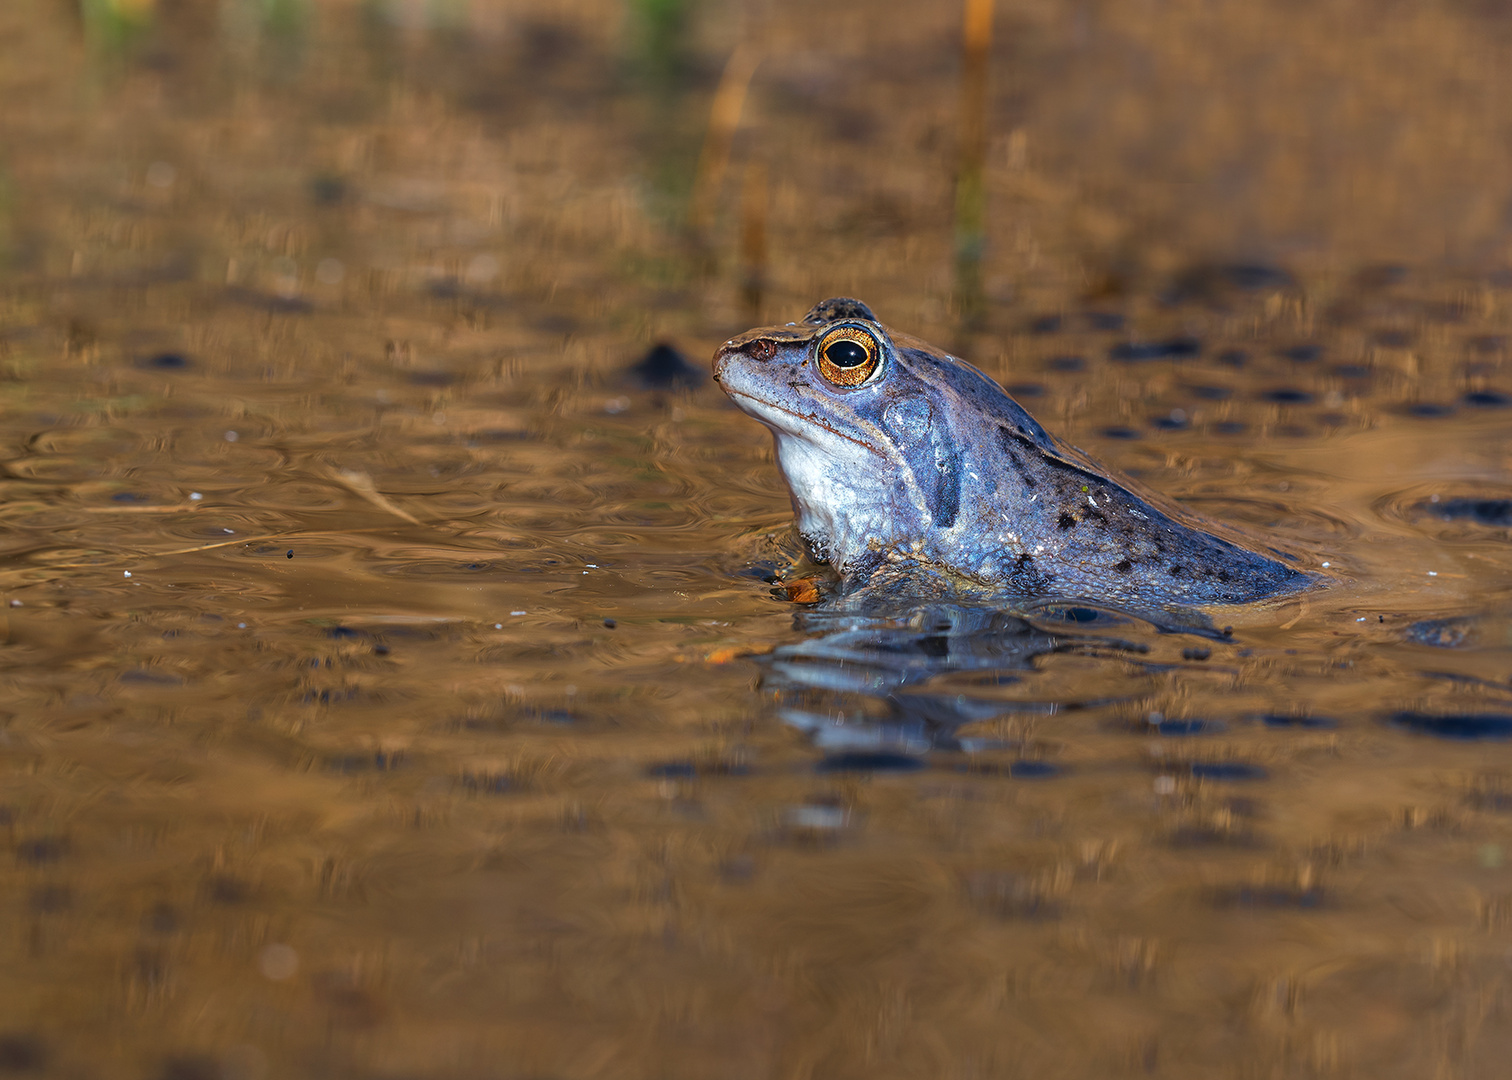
825;340;869;368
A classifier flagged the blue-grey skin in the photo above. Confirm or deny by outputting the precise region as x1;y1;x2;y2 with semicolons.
713;298;1313;608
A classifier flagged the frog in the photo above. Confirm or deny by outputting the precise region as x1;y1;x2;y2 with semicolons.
712;297;1315;609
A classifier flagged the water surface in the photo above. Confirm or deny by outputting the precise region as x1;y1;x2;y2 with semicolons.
5;2;1512;1077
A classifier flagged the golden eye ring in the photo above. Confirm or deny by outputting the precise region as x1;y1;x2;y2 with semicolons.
815;326;881;387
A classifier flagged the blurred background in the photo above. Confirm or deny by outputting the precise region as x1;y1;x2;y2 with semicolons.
6;2;1512;1079
6;0;1512;346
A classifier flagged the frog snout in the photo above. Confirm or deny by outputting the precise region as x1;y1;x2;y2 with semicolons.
714;339;773;385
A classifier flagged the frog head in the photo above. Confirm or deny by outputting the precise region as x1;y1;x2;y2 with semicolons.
713;298;1015;575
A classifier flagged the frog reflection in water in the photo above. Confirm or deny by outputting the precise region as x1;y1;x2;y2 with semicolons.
714;298;1314;609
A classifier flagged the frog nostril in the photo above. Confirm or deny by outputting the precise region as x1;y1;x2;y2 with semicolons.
749;339;777;361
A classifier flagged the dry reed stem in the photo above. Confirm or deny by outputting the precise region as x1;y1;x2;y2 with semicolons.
688;43;762;237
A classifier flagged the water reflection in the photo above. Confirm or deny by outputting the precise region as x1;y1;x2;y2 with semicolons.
765;600;1160;757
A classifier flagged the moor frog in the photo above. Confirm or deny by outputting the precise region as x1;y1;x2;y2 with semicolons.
713;298;1314;609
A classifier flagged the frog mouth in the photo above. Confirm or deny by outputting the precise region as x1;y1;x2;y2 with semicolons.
722;389;885;457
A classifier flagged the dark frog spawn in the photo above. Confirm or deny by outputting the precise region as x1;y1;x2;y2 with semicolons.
713;297;1317;609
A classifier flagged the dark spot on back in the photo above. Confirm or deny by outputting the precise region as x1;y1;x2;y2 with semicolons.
1168;564;1184;576
1115;559;1132;573
1008;552;1051;593
1057;512;1076;530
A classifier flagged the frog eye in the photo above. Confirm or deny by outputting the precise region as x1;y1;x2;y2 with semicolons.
815;326;881;387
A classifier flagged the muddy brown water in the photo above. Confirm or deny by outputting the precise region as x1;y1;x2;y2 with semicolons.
6;1;1512;1077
